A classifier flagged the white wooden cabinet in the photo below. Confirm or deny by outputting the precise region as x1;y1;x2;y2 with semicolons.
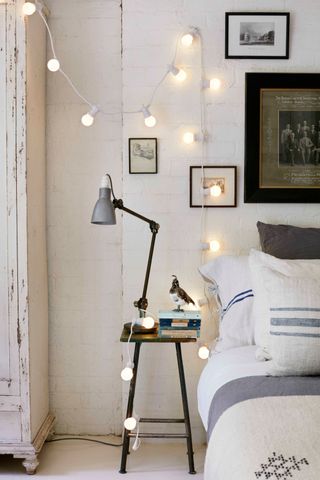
0;0;54;474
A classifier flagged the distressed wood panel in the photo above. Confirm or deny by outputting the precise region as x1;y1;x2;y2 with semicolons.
0;2;19;396
0;412;21;441
0;4;9;379
0;2;51;467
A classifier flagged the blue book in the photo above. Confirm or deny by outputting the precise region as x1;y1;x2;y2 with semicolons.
158;310;201;320
158;329;200;338
159;319;201;328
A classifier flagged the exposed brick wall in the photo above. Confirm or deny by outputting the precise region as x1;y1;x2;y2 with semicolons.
46;0;123;435
122;0;320;443
47;0;320;442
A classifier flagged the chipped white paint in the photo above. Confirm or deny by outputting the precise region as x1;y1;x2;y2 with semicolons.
0;0;53;473
0;3;9;383
0;1;19;398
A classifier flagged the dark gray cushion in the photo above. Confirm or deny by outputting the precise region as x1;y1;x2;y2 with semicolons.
257;221;320;259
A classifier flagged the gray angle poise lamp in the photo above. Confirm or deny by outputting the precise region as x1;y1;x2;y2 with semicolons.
91;174;160;331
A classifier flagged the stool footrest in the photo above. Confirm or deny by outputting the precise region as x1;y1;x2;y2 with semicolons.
140;417;185;423
128;433;188;439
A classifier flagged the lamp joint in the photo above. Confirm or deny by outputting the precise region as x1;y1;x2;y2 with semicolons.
149;221;160;234
134;298;148;310
113;198;123;209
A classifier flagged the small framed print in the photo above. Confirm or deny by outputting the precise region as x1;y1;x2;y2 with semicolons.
189;166;237;208
129;138;158;174
225;12;290;59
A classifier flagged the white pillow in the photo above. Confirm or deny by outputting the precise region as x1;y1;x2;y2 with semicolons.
199;256;255;352
262;268;320;375
249;249;320;359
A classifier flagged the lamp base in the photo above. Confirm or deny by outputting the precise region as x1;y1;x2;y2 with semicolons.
124;322;158;335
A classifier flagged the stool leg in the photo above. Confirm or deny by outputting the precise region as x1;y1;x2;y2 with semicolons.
119;342;141;474
175;343;196;474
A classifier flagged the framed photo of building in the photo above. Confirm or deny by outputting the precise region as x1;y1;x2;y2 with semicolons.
245;72;320;203
225;12;290;59
190;166;237;208
129;138;158;174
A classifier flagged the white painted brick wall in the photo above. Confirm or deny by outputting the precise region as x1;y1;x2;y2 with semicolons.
46;0;123;435
122;0;320;444
46;0;320;444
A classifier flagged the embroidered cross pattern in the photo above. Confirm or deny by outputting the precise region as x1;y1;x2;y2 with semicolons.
255;452;309;479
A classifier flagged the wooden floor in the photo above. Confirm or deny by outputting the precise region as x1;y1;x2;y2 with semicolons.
0;437;206;479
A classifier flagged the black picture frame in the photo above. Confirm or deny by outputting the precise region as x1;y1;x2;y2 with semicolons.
129;138;158;174
245;72;320;203
225;12;290;59
189;166;237;208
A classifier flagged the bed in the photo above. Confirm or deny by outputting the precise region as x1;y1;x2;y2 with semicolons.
197;227;320;480
198;346;320;480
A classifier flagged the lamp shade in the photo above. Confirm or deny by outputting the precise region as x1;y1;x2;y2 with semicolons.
91;187;116;225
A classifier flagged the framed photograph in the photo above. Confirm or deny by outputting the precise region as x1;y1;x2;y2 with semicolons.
225;12;290;59
190;166;237;208
245;72;320;203
129;138;157;174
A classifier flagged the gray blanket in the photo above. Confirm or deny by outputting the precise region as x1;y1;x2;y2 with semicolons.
207;375;320;440
205;375;320;480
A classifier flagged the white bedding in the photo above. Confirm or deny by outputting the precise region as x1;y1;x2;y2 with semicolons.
197;345;268;430
199;346;320;479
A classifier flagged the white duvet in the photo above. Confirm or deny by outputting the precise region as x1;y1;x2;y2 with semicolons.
198;346;320;480
197;345;268;430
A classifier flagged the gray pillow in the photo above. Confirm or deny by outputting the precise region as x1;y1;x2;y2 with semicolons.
257;221;320;259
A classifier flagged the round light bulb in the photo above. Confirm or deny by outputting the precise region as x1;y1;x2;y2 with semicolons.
210;78;222;90
124;417;137;431
144;115;156;128
121;367;133;381
198;346;210;360
142;316;155;329
210;185;222;197
47;58;60;72
181;33;194;47
183;132;195;144
81;113;94;127
209;240;221;252
22;2;36;15
175;68;187;82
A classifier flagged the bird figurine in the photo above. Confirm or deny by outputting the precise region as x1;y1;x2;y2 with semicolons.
169;275;195;311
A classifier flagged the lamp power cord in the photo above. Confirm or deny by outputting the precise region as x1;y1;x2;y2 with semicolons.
46;436;123;447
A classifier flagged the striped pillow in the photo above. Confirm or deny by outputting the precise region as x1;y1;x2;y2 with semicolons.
249;249;320;360
266;274;320;376
199;256;255;352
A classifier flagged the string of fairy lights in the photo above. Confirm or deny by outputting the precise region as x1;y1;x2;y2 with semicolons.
22;0;226;441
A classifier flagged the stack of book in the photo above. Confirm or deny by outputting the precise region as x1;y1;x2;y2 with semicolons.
158;310;201;339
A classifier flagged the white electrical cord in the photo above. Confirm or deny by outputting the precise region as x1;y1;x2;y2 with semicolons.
126;320;136;366
38;9;57;59
36;7;188;120
198;29;208;267
132;422;141;451
125;309;157;366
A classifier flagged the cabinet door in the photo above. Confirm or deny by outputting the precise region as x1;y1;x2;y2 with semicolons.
0;3;19;396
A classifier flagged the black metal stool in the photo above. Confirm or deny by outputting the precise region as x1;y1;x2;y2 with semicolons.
119;329;196;474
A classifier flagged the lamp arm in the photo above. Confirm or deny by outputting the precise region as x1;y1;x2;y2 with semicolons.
112;198;160;313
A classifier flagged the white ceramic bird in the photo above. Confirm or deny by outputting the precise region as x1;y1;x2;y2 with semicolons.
169;275;195;311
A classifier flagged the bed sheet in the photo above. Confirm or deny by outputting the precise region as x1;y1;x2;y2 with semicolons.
197;345;268;430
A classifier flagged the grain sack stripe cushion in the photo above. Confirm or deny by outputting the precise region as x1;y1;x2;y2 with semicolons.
270;309;320;339
271;332;320;338
223;289;254;314
271;307;320;312
271;317;320;327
